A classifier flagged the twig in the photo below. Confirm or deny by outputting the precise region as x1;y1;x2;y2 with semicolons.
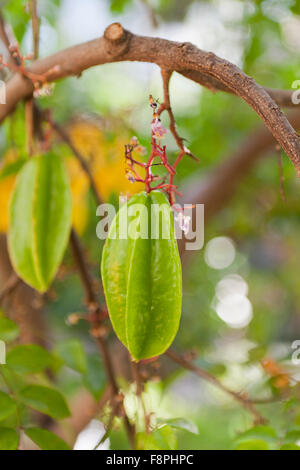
276;145;286;202
0;273;20;304
0;368;22;433
158;69;198;162
165;349;267;425
131;360;143;396
69;229;116;393
93;396;120;450
43;112;102;206
69;229;135;448
29;0;40;60
25;98;34;155
130;359;150;433
24;0;40;156
140;0;158;28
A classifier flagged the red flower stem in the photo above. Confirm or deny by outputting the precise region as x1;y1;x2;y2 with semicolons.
145;147;155;193
128;158;146;168
173;149;185;169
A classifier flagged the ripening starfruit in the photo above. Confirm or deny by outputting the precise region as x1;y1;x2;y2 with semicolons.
8;152;72;292
101;190;182;361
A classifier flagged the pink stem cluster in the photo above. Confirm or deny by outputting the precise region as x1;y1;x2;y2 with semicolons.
125;96;185;207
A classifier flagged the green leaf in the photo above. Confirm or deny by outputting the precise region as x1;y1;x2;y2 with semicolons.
25;428;71;450
0;391;17;421
101;191;182;360
283;430;300;444
19;385;70;420
8;152;72;292
110;0;132;13
56;339;86;373
283;397;300;412
83;354;106;399
136;425;178;450
235;439;269;450
233;425;277;450
248;345;267;363
235;425;277;443
159;418;198;435
0;159;26;182
0;317;19;342
0;365;26;392
5;0;30;43
6;344;54;374
208;363;226;376
0;427;19;450
280;443;300;450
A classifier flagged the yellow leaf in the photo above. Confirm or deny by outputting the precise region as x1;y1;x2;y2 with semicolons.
66;121;144;233
0;175;15;233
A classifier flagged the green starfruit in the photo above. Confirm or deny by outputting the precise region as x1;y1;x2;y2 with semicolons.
101;190;182;361
8;152;72;292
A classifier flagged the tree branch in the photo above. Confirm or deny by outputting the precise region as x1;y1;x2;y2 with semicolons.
69;229;135;448
42;110;102;206
166;349;266;425
0;273;20;303
180;69;300;108
0;235;47;346
0;23;300;173
158;69;198;161
29;0;40;60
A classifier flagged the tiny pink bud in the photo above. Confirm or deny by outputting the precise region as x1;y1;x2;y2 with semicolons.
130;136;139;146
151;118;167;139
126;172;135;183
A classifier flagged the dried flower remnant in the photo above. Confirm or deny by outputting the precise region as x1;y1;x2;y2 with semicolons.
151;117;167;139
33;82;55;98
261;358;290;390
66;313;81;326
126;171;136;184
174;212;191;235
150;94;167;140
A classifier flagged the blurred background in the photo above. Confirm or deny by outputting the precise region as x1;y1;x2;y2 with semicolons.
1;0;300;450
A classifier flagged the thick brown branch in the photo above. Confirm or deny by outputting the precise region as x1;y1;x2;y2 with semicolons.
0;23;299;173
180;69;300;108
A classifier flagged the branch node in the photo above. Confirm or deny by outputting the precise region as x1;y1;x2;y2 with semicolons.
103;23;130;58
104;22;126;44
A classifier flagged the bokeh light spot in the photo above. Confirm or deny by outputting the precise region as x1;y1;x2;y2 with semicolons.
204;236;235;269
215;294;253;329
216;274;248;301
